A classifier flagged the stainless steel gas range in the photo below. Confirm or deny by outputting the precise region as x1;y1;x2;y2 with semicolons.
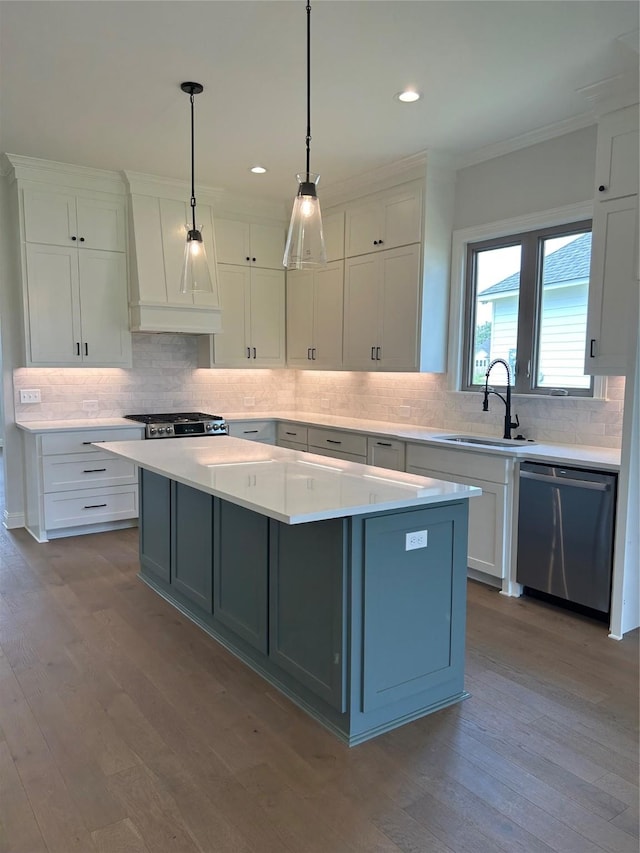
123;412;228;439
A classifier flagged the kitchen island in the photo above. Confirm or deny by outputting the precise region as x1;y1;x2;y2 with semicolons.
99;436;481;745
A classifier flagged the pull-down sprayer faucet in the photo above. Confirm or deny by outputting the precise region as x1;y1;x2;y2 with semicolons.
483;358;520;440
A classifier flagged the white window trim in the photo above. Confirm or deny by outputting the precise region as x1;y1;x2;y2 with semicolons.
447;200;608;399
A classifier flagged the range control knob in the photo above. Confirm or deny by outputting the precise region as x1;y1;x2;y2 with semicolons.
149;427;157;436
166;427;174;435
205;422;213;432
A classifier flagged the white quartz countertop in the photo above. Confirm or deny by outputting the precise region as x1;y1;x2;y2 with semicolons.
16;412;621;471
16;418;141;433
98;436;482;525
226;411;622;471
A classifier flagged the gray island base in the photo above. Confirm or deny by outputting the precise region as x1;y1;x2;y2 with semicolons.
100;438;480;745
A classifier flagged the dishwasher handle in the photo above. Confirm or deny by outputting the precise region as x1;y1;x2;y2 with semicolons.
520;470;611;491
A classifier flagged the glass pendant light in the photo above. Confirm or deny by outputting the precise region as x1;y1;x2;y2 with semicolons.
180;81;215;294
283;2;327;269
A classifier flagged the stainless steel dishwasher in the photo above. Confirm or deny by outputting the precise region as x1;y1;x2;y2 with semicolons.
516;462;617;616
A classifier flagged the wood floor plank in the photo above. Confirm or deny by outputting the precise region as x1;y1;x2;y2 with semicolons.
0;739;48;853
91;818;151;853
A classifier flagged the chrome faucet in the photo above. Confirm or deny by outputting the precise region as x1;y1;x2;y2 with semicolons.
483;358;520;440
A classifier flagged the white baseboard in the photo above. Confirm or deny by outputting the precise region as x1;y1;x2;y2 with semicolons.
3;509;25;530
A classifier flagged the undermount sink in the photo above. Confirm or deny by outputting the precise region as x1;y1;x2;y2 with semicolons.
435;434;536;448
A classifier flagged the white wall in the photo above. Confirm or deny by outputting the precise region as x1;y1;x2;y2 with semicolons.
454;126;598;230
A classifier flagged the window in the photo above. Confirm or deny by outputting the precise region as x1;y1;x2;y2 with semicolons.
462;220;593;396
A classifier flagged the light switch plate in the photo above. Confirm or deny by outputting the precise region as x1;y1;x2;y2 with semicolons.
20;389;41;404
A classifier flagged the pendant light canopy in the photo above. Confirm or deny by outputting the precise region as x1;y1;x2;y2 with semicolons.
283;2;327;270
180;81;215;295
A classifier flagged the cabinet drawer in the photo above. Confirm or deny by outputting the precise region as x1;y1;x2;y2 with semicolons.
367;436;406;471
228;421;276;443
40;428;142;456
42;454;136;493
277;439;308;452
406;443;510;484
307;427;367;457
276;423;308;444
44;485;138;529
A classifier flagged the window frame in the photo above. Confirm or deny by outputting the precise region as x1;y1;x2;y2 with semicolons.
461;218;594;397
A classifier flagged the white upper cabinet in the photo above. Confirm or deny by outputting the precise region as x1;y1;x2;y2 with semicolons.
344;244;421;371
5;158;132;368
345;182;423;257
586;104;639;376
286;261;344;369
594;105;639;201
199;265;285;368
23;188;127;252
214;218;284;269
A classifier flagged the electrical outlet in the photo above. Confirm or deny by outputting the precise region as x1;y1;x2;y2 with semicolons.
397;405;411;418
19;389;41;404
83;400;99;411
321;398;330;410
405;530;428;551
244;396;255;407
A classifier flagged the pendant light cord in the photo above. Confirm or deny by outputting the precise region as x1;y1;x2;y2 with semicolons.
305;1;311;182
190;91;197;233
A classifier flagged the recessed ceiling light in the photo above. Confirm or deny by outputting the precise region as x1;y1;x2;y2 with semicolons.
396;90;421;103
250;165;267;174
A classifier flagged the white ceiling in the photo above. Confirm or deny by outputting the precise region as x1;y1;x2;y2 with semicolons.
1;1;638;206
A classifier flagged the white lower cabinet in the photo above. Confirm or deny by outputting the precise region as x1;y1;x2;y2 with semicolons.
367;436;405;471
406;443;516;590
307;427;367;463
22;427;143;542
228;421;277;444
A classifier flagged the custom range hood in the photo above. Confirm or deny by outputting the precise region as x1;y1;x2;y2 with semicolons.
125;171;223;334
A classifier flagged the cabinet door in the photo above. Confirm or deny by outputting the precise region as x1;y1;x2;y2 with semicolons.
313;261;344;368
139;469;171;583
76;196;126;251
361;505;462;711
378;244;420;370
25;244;81;364
585;195;638;375
172;482;213;612
343;254;381;369
381;186;423;249
78;250;131;366
249;268;285;366
250;223;284;269
269;518;346;711
23;189;77;246
211;265;251;365
214;500;268;652
286;268;315;366
595;106;639;200
345;200;382;257
214;218;251;265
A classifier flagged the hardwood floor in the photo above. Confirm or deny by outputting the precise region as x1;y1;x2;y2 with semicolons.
0;455;637;852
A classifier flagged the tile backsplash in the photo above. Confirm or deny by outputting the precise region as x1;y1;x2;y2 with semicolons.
13;334;624;448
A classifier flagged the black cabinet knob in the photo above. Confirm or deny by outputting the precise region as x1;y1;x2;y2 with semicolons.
252;257;256;263
79;237;85;242
71;235;77;241
598;185;606;192
246;256;251;261
373;240;378;245
378;239;384;245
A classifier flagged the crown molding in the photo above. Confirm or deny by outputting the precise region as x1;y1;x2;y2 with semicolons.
321;151;431;208
2;153;126;193
123;170;285;222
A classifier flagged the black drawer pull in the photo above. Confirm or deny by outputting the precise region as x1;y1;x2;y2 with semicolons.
326;439;342;445
371;346;376;360
82;440;105;445
83;468;107;473
76;342;80;356
285;431;297;436
243;430;259;434
590;338;597;358
376;441;392;447
84;342;88;356
83;503;107;509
